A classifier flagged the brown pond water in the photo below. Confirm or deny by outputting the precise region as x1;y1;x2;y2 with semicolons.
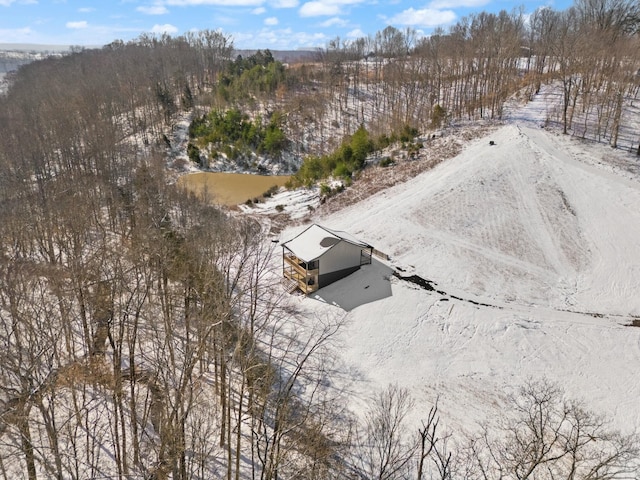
177;172;291;206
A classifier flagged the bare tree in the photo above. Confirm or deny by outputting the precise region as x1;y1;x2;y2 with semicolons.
464;379;640;480
417;399;454;480
355;384;416;480
252;314;345;480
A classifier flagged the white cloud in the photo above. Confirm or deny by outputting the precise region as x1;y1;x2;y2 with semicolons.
66;21;88;29
264;16;279;25
137;5;170;14
151;23;179;34
78;7;95;13
319;16;347;27
232;27;326;49
165;0;264;6
299;1;341;17
388;7;456;26
252;6;266;13
346;28;365;38
269;0;298;7
428;0;489;8
0;27;32;42
299;0;363;17
213;15;238;25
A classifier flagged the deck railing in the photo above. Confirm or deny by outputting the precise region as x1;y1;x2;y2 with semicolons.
283;254;319;294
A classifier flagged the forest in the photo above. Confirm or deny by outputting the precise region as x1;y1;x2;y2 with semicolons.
0;0;639;477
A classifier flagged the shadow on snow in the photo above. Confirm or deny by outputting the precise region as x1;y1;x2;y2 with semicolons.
309;258;394;311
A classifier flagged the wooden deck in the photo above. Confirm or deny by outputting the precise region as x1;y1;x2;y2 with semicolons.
283;254;319;294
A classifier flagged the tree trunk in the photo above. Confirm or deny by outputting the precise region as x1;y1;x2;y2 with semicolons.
19;414;37;480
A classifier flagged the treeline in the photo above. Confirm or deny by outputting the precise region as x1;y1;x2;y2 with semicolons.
0;31;348;479
294;0;640;154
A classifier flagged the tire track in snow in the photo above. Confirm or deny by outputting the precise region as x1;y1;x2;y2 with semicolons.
505;139;575;277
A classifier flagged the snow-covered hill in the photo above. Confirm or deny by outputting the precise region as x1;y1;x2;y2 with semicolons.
0;47;68;94
277;92;640;436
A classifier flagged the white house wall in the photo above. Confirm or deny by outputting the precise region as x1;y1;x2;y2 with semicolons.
319;241;362;275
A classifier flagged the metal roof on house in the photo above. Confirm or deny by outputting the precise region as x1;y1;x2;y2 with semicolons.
281;224;372;262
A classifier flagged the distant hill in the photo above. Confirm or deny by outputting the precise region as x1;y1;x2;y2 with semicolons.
0;44;72;76
0;43;74;52
233;49;318;63
0;44;317;76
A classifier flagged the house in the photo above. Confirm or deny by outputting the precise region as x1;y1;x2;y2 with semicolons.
281;224;373;294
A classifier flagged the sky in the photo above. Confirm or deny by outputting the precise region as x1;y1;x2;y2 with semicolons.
0;0;574;51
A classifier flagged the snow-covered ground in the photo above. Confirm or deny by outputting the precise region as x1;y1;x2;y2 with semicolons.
273;88;640;436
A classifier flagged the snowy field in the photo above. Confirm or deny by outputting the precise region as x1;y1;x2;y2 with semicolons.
274;89;640;436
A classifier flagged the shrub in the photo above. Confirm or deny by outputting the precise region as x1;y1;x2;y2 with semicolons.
319;183;332;196
399;124;419;142
291;125;376;187
262;185;279;197
349;125;374;170
380;156;395;167
376;133;392;149
187;142;201;164
275;204;285;212
333;162;352;180
431;104;446;128
407;142;422;158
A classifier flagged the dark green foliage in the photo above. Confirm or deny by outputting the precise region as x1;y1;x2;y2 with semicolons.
376;133;392;149
339;144;353;165
431;104;447;128
182;84;194;110
333;162;352;180
188;108;288;158
292;125;376;186
295;155;326;187
263;127;286;155
222;144;240;160
380;157;395;167
155;82;176;123
218;49;286;100
187;142;204;167
375;124;419;148
349;125;374;170
319;182;346;198
228;49;276;76
407;141;423;159
260;111;288;155
398;124;419;143
189;115;209;138
262;185;279;197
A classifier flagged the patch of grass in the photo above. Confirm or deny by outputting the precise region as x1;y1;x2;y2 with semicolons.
262;185;280;197
380;156;395;167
